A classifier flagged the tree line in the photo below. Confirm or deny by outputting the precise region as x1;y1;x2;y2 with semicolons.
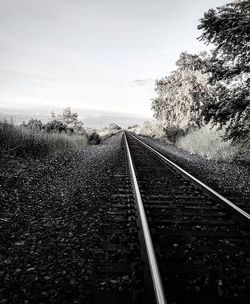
22;107;85;134
22;107;122;135
151;0;249;143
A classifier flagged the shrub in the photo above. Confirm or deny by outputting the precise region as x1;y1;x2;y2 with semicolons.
88;132;101;145
45;108;84;134
233;137;250;163
45;119;67;133
128;124;139;130
108;123;122;131
26;119;43;131
97;129;115;141
0;120;88;158
134;120;171;144
163;126;185;144
85;126;119;144
135;120;164;137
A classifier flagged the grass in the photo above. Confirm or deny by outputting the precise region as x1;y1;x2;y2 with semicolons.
134;120;250;163
176;124;240;162
0;120;88;158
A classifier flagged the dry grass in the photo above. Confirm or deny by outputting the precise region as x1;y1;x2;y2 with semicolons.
0;120;88;158
176;124;240;161
134;120;250;162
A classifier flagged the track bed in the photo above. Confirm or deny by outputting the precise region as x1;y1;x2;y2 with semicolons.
125;132;250;304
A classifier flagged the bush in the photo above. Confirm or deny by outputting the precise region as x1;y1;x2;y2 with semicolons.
97;129;115;142
108;123;122;131
134;120;171;144
88;132;101;145
44;119;67;133
128;124;139;130
163;126;185;144
233;137;250;163
135;120;164;137
0;120;88;158
26;119;43;131
85;126;120;144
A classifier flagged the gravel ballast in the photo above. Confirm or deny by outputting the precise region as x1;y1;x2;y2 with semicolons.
1;131;249;303
136;135;250;209
0;133;125;304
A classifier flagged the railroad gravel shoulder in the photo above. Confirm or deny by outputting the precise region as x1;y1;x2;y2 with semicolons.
136;135;250;203
0;133;124;304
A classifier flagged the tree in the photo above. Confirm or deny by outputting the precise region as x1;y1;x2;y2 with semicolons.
59;107;78;126
108;123;122;131
198;0;250;141
151;52;212;131
26;119;43;131
45;119;66;133
127;124;139;130
46;108;84;134
59;107;84;133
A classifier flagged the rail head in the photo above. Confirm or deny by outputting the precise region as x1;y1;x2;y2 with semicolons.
126;131;250;223
124;132;167;304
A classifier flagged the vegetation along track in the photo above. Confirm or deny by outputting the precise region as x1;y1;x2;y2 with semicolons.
124;131;250;304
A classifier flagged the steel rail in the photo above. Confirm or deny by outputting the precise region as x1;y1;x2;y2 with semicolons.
127;132;250;222
124;132;167;304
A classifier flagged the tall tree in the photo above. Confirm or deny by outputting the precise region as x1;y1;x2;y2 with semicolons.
151;52;212;131
198;0;250;140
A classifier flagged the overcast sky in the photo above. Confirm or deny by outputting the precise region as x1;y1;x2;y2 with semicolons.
0;0;229;117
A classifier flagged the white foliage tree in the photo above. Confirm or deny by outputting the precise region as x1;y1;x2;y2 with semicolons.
151;52;213;131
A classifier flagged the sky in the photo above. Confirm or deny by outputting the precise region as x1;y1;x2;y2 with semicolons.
0;0;229;122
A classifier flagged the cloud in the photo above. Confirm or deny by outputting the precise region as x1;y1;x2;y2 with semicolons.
133;78;154;86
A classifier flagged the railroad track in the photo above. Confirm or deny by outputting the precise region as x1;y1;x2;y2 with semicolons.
95;132;250;304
